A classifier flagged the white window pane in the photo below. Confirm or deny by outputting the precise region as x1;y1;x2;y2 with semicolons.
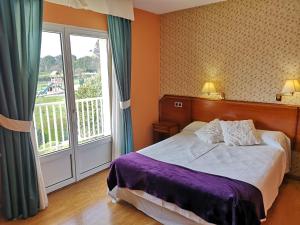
34;31;70;155
70;35;111;145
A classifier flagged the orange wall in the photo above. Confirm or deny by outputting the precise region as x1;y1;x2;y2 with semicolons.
43;2;160;150
131;9;160;150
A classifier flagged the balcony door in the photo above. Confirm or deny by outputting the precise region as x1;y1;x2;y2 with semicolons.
34;23;111;193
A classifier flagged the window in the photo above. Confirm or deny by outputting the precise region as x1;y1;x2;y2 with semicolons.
34;31;70;155
70;34;110;144
34;25;111;155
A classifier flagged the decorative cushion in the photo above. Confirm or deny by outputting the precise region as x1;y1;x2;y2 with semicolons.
194;119;223;144
220;120;261;146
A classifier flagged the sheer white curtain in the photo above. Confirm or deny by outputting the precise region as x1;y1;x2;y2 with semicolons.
111;63;122;159
30;125;48;210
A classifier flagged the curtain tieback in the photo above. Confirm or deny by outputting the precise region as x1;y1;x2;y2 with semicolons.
120;99;131;109
0;114;32;132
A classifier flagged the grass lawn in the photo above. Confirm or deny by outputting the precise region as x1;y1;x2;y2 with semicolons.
35;95;65;104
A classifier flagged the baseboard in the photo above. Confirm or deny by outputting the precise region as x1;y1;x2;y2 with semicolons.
286;173;300;181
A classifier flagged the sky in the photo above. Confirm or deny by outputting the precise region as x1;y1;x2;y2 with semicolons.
40;31;105;58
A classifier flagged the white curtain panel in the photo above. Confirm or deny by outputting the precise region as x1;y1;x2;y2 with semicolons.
45;0;135;20
30;125;48;210
112;62;122;159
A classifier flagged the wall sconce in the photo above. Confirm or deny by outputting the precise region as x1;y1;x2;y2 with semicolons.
202;82;225;99
276;79;300;101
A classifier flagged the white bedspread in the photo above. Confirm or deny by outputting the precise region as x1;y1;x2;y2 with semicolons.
138;130;290;213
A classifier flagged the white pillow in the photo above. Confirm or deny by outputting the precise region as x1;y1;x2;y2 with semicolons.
220;120;261;146
182;121;207;132
257;129;291;172
194;119;223;144
257;130;290;149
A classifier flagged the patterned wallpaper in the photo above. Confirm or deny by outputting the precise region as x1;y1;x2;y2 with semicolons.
160;0;300;176
160;0;300;104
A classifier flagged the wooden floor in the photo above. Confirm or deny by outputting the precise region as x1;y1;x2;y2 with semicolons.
1;170;300;225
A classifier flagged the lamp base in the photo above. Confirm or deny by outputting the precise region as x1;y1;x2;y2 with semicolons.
220;92;225;100
276;94;282;101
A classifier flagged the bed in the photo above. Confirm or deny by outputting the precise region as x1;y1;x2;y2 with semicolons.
107;95;299;225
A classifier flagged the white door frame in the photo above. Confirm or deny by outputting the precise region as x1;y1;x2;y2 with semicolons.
39;23;76;193
39;23;112;193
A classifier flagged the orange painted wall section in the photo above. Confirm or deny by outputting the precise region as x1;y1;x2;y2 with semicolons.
43;1;107;30
43;3;160;151
131;9;160;150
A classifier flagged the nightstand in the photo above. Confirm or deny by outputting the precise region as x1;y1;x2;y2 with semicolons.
153;121;179;143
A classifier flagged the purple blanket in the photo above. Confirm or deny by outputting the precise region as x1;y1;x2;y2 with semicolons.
107;152;265;225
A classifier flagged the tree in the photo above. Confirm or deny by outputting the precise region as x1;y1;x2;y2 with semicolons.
75;75;103;137
76;75;102;99
91;40;100;58
71;55;77;62
40;55;64;73
74;56;99;74
40;55;56;72
53;55;63;72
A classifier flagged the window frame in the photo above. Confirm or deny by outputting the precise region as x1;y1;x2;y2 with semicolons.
41;22;112;149
38;23;112;192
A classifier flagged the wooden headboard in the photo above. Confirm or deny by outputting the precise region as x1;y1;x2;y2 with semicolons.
159;95;300;151
160;95;192;129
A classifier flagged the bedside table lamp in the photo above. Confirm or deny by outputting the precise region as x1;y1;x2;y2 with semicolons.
276;79;300;101
202;82;225;99
202;82;216;95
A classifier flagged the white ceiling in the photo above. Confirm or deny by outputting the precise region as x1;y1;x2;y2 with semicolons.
133;0;225;14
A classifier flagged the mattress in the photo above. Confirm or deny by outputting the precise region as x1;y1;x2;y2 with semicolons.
109;130;290;224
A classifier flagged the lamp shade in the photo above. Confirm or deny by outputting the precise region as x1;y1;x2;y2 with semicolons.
281;80;300;95
202;82;216;94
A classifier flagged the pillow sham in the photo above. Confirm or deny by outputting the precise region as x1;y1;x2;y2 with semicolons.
182;121;207;132
194;119;223;144
220;120;261;146
257;130;290;149
257;129;291;172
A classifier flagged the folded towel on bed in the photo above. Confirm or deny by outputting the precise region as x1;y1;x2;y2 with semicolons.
107;152;265;225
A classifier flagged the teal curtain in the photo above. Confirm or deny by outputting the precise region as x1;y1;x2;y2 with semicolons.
108;15;134;154
0;0;43;219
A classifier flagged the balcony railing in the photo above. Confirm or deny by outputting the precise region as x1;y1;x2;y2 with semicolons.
33;97;104;155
